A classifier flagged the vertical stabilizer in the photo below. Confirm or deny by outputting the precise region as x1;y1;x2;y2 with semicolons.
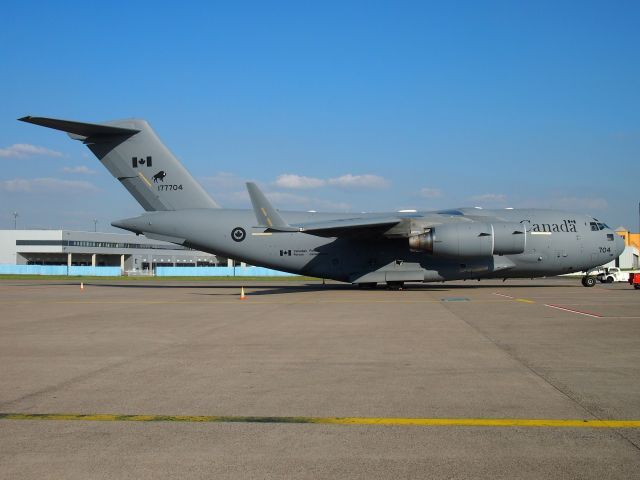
19;116;219;211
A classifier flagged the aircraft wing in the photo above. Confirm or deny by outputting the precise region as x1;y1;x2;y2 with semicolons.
285;216;403;237
245;182;403;237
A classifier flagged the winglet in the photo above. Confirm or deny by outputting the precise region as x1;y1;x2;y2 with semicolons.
246;182;292;230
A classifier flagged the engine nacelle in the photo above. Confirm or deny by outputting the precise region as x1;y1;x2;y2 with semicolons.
409;222;526;258
492;222;527;255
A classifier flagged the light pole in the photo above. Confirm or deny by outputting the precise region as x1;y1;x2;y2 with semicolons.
12;212;18;230
93;218;98;232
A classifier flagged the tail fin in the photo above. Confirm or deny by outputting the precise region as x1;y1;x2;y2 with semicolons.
19;116;219;211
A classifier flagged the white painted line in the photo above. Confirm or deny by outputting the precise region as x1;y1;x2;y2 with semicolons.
544;304;602;318
493;292;515;299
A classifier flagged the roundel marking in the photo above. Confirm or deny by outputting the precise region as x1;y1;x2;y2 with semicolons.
231;227;246;242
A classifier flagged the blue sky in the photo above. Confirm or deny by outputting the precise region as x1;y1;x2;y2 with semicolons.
1;1;638;231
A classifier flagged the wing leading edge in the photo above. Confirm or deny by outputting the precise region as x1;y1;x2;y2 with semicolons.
290;216;404;237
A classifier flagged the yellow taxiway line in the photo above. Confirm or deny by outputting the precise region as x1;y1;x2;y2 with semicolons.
1;413;639;428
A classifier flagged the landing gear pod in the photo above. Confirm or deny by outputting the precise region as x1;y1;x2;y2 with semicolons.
409;222;526;258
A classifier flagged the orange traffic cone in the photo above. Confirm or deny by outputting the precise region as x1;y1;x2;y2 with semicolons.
240;286;246;300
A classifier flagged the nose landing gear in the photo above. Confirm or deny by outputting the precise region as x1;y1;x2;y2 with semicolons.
581;275;596;287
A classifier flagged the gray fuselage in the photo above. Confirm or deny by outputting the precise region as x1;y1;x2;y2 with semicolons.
114;207;624;284
19;115;624;285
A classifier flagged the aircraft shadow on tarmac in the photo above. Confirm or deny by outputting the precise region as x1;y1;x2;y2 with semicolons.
1;280;581;296
192;282;577;297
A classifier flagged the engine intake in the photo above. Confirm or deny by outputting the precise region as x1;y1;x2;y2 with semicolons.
409;222;526;258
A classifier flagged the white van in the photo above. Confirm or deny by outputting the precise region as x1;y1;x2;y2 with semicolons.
597;267;627;283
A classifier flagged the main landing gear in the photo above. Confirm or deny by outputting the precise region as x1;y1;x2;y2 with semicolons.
386;281;405;290
581;276;596;288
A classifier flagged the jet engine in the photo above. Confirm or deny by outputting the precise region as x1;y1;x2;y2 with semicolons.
408;222;526;258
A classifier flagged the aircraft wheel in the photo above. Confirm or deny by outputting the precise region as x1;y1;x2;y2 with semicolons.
386;281;404;290
606;276;614;283
582;276;596;287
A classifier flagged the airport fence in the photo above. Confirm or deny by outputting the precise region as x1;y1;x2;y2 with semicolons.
0;265;121;276
154;266;297;277
0;264;298;277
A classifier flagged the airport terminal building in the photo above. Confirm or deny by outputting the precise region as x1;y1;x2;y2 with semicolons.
0;229;221;273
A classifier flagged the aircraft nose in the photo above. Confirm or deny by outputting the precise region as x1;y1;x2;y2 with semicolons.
614;232;625;257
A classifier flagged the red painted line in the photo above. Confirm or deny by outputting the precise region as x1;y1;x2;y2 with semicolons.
544;304;602;318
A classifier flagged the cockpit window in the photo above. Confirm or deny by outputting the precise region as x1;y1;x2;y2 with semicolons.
590;222;609;231
591;219;610;231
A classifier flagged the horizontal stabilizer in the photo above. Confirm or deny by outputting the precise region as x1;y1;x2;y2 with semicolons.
18;116;140;138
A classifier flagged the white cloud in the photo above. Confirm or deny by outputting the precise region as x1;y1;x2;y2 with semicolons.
62;166;97;175
274;174;326;189
267;191;350;211
419;187;442;198
0;177;99;193
275;173;388;189
327;174;388;189
214;188;350;211
263;191;311;204
471;193;507;202
0;143;63;159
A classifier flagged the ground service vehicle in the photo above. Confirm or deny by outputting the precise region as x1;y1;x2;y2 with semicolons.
597;267;627;283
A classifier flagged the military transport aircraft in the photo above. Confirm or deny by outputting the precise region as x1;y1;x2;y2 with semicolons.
19;116;624;288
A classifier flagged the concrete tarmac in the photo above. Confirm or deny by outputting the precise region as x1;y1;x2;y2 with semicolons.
0;278;639;479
